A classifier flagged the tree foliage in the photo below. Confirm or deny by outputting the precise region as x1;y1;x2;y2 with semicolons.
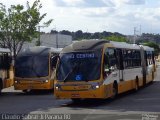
143;42;160;56
105;35;128;42
0;0;53;59
52;30;125;41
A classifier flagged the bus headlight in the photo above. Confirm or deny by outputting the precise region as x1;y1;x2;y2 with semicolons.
15;81;18;83
55;84;61;90
95;85;99;89
55;86;59;90
45;80;49;83
92;84;100;89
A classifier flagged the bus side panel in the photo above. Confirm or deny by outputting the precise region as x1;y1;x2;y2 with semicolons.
103;83;114;98
118;80;134;94
6;67;14;88
138;77;143;87
1;68;14;89
118;67;142;93
146;65;154;84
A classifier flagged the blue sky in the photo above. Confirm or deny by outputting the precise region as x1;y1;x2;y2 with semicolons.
1;0;160;35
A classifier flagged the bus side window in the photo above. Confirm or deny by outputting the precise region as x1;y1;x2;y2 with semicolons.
116;49;123;70
104;48;118;72
104;50;109;78
132;50;141;67
145;52;148;66
104;54;109;66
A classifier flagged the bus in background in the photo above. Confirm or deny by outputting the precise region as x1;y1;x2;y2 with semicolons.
54;40;156;102
0;48;13;94
14;46;62;92
140;45;155;85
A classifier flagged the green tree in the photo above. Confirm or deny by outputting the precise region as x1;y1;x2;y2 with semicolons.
143;42;160;56
0;0;53;59
105;35;128;42
75;30;83;40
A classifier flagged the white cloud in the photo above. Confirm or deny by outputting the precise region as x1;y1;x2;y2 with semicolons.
121;0;145;5
111;0;146;7
62;0;84;6
75;7;115;17
53;0;112;8
1;0;160;34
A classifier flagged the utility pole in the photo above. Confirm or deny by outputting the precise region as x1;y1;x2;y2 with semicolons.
134;27;136;44
133;27;140;44
37;25;47;46
140;25;141;36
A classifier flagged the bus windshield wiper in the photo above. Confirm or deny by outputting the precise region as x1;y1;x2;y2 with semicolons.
63;63;80;82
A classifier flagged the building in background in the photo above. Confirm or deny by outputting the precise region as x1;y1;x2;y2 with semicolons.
22;33;72;49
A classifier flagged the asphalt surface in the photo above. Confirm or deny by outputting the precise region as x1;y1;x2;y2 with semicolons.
1;66;160;120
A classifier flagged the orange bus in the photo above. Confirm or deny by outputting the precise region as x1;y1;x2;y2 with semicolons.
54;40;156;102
14;46;62;92
0;48;13;94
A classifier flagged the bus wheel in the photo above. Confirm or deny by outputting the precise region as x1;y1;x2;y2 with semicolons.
135;80;139;91
23;89;30;93
134;77;139;91
111;83;118;99
71;98;81;103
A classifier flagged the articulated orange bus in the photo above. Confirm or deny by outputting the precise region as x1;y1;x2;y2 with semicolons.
54;40;156;102
0;48;13;94
14;46;62;92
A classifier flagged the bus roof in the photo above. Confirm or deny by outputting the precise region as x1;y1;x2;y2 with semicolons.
61;39;142;53
50;47;63;53
0;48;10;53
62;39;109;53
18;46;62;56
139;45;154;51
110;41;140;50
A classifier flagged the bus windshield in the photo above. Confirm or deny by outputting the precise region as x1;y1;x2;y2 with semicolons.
57;50;102;82
15;55;49;78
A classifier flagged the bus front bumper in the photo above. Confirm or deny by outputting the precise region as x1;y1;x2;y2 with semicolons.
14;80;53;90
54;81;115;99
54;87;105;99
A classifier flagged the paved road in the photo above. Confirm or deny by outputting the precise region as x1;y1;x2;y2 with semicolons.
1;66;160;120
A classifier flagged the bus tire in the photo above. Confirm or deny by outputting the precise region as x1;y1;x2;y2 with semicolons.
135;77;139;91
23;89;30;93
71;98;81;103
111;82;118;99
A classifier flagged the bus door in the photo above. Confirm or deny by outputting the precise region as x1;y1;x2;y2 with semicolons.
116;49;124;81
103;48;119;84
